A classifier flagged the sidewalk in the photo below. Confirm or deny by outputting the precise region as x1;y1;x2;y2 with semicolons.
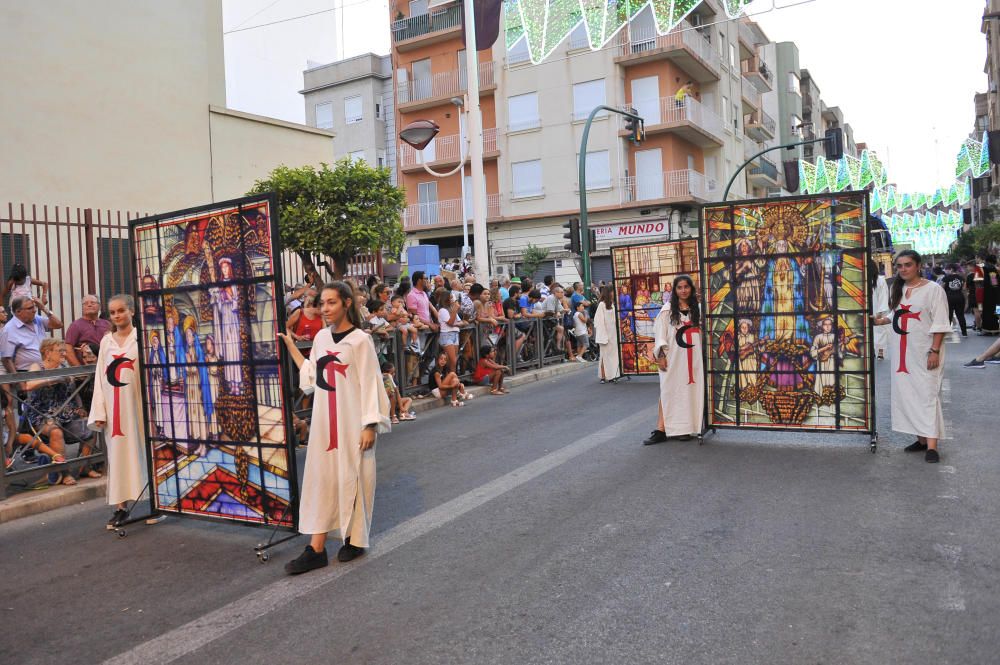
0;360;592;525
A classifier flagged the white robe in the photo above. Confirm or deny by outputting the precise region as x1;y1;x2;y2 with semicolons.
593;302;621;380
87;329;148;505
653;306;705;436
888;281;951;439
873;275;890;355
810;331;838;395
298;328;391;546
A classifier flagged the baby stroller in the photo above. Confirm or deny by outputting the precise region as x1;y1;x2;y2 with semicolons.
582;336;600;362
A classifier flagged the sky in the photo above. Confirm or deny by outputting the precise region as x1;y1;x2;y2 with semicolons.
223;0;987;194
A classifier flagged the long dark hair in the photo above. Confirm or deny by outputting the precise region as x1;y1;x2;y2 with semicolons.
669;274;700;327
600;285;615;310
888;249;921;310
322;281;364;330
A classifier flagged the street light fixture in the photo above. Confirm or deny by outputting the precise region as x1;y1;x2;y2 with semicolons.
399;119;439;151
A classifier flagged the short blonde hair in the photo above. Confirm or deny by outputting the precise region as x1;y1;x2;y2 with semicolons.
40;338;64;356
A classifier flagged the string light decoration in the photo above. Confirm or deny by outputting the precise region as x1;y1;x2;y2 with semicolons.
504;0;753;64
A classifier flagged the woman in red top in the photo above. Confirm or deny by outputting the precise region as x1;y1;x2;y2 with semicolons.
287;293;324;341
473;344;510;395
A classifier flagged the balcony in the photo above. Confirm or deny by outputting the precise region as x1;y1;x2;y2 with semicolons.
744;139;763;165
620;169;719;205
746;110;776;141
749;156;781;187
614;22;721;82
402;194;502;232
742;57;773;92
737;21;759;58
396;61;496;113
619;97;724;148
391;4;462;51
398;127;499;172
740;78;761;111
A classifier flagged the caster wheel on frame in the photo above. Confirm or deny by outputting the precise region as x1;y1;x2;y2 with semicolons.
117;530;127;538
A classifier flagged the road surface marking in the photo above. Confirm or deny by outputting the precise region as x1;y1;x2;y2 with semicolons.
101;405;656;665
933;543;965;611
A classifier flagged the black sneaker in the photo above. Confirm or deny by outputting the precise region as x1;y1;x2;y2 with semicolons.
925;449;940;463
285;545;328;575
986;358;1000;365
337;542;366;562
904;440;927;453
106;509;128;530
643;430;668;446
964;359;985;369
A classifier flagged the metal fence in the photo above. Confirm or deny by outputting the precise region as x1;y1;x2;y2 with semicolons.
0;364;106;500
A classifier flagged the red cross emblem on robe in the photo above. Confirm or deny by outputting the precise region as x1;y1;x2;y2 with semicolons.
106;354;135;437
315;351;349;451
892;305;921;374
675;324;701;385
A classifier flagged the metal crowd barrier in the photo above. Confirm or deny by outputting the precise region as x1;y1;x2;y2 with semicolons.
0;365;105;501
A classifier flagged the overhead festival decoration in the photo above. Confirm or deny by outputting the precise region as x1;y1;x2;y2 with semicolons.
131;195;298;529
504;0;753;64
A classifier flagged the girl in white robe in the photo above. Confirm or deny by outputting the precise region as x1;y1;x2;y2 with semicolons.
644;275;704;444
874;250;951;463
87;295;148;529
593;286;620;383
279;281;390;575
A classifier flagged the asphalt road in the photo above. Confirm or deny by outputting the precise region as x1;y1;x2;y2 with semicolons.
2;332;998;665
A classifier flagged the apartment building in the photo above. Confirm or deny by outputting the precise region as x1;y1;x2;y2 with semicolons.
301;53;396;179
740;20;783;199
976;3;1000;218
389;0;789;283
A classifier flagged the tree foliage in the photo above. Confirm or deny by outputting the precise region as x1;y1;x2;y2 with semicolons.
948;219;1000;261
247;160;406;277
520;244;550;278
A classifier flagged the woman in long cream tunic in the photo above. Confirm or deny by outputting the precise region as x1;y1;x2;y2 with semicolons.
279;281;390;575
644;275;704;444
874;250;951;463
88;295;148;529
593;286;620;383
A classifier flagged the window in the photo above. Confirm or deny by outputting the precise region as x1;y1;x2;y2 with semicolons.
508;92;540;131
345;95;362;124
732;101;740;131
791;114;802;136
349;150;366;163
377;149;386;168
99;238;132;305
579;150;610;190
569;22;589;50
788;72;801;95
718;31;725;56
417;181;438;225
572;79;606;121
1;233;30;277
375;96;383;120
508;36;530;65
512;159;543;198
409;0;428;17
315;102;333;129
729;43;737;69
721;96;730;127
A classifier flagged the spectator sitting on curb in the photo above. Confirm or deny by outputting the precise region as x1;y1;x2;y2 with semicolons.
473;344;510;395
382;361;415;422
65;295;111;366
429;350;469;407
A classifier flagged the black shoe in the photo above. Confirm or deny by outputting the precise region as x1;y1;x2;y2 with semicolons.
337;542;366;562
285;545;328;575
925;449;940;463
904;440;927;453
643;430;668;445
106;509;128;530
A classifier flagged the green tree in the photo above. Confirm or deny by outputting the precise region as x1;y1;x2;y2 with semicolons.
519;244;549;278
247;160;406;278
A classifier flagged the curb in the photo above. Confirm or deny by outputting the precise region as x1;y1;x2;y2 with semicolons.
0;362;593;524
0;477;106;524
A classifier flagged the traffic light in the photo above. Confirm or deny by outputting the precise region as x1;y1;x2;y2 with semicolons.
624;109;644;144
587;229;597;254
824;127;844;160
562;217;581;254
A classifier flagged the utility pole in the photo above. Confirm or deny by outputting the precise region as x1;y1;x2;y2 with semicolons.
462;0;489;283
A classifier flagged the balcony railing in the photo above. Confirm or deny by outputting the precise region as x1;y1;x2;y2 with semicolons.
616;21;721;77
746;109;776;140
402;194;501;230
391;4;462;43
397;61;495;106
620;169;718;204
741;79;761;108
749;156;780;183
398;128;498;169
742;56;773;91
622;97;724;145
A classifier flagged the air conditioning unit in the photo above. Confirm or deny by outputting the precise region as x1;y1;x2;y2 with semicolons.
494;263;513;277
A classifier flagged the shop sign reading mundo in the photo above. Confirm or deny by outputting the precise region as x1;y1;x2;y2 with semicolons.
594;221;668;240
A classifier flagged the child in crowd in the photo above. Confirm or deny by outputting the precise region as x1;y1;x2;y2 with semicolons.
3;263;48;307
389;294;422;351
367;299;391;356
429;350;470;407
473;345;510;395
572;301;590;358
382;362;415;423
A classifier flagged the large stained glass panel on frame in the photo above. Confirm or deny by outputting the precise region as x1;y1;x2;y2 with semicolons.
702;193;874;433
131;195;297;528
611;239;701;376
